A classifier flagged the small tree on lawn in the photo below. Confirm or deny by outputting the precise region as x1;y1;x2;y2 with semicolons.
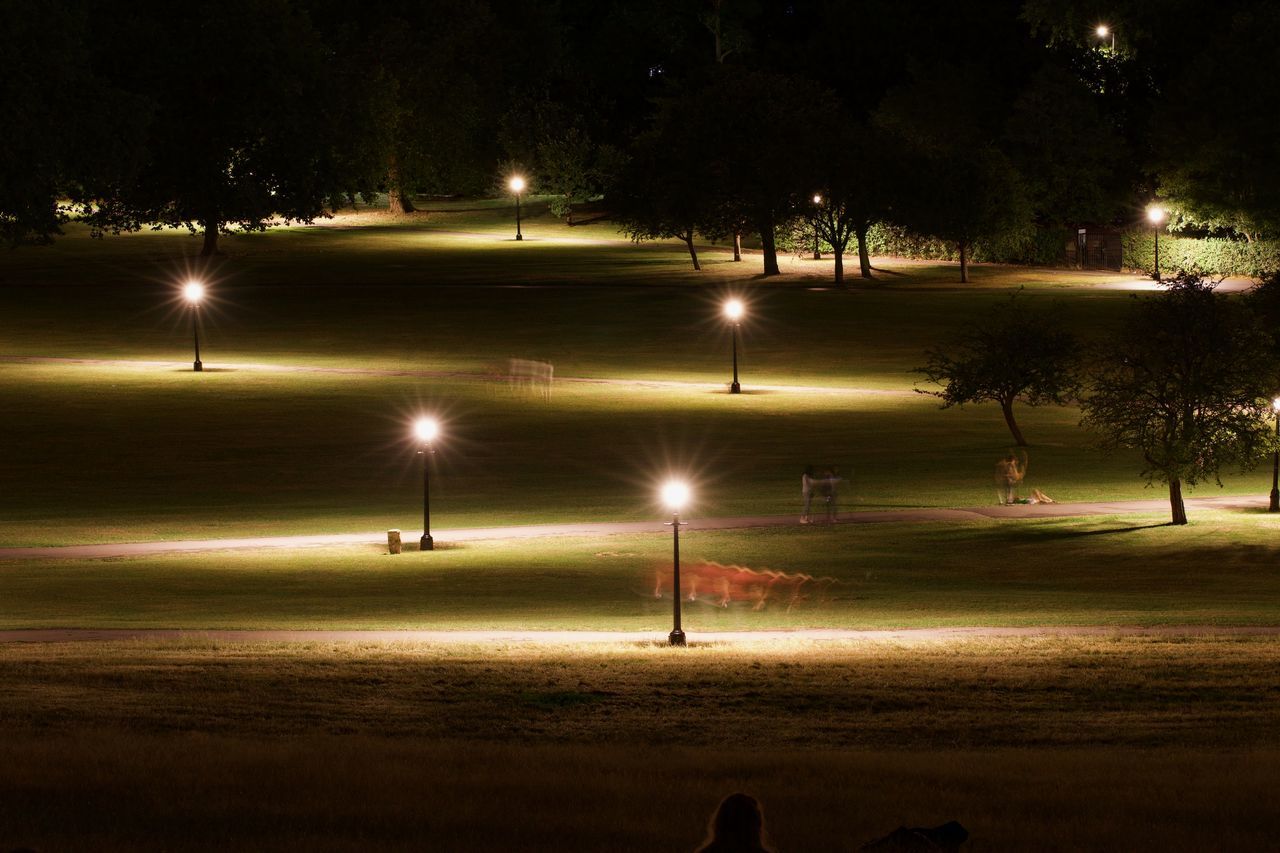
917;292;1080;447
1081;275;1280;525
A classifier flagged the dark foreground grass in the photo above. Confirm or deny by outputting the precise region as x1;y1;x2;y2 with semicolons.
1;636;1278;851
5;515;1280;629
2;736;1276;852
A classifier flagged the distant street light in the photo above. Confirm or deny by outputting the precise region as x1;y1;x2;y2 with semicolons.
661;480;690;646
183;281;204;372
1147;205;1167;282
413;417;440;550
811;193;823;261
1095;24;1115;51
1270;397;1280;512
509;175;526;241
724;299;744;394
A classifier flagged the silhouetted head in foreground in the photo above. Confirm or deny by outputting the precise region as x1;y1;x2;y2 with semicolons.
696;793;775;853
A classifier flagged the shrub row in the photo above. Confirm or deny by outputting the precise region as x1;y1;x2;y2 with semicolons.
1121;231;1280;279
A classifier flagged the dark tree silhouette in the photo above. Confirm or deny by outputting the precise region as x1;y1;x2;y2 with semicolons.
1081;276;1280;525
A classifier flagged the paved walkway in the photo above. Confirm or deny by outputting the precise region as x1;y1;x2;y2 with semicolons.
1;625;1276;645
0;495;1262;562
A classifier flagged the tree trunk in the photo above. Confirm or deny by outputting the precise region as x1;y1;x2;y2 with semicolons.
833;251;843;285
958;240;969;283
387;153;415;214
1168;478;1187;525
200;218;219;256
856;224;872;279
1001;399;1027;447
683;230;701;271
732;232;742;262
759;215;780;276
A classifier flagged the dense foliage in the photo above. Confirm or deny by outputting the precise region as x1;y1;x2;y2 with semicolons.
1080;275;1280;524
1;0;1276;270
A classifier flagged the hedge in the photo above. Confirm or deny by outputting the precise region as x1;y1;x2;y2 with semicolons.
1121;231;1280;279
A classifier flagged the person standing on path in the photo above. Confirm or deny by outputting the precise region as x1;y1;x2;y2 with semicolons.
801;466;816;523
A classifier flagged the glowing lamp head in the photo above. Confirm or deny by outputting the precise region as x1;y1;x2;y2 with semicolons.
661;480;690;512
509;176;526;193
1096;24;1110;37
413;417;439;444
724;299;745;322
812;193;823;205
183;281;205;304
1147;206;1167;225
1272;397;1280;412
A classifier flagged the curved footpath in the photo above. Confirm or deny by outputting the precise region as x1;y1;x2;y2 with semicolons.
0;494;1261;562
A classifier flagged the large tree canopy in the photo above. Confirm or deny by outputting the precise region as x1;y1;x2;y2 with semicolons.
82;0;340;255
1081;276;1280;525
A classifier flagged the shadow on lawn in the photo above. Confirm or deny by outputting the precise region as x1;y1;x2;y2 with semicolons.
1013;522;1171;542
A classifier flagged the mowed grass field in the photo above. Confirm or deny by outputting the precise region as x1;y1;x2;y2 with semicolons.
0;207;1272;545
3;205;1279;851
4;514;1280;630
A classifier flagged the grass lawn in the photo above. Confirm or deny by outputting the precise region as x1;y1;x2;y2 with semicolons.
4;205;1249;544
2;210;1277;851
0;636;1277;851
4;513;1280;630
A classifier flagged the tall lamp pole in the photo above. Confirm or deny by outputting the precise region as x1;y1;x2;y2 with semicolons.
1147;205;1166;282
725;298;744;394
184;281;204;372
662;480;690;646
509;176;525;241
811;193;823;261
414;417;440;550
1270;397;1280;513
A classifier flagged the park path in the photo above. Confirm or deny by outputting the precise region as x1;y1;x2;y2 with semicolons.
0;354;906;396
1;625;1277;645
0;495;1260;562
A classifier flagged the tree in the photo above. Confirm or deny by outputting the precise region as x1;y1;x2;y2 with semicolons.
0;0;144;245
611;96;718;270
690;68;834;276
1152;5;1280;241
809;120;897;283
876;65;1033;283
917;292;1080;446
1081;276;1280;525
81;0;341;255
1003;63;1126;228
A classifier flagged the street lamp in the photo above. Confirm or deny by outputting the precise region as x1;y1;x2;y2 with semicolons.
1147;205;1166;282
724;299;744;394
1095;24;1115;51
662;480;690;646
811;193;823;261
1270;397;1280;513
413;417;440;550
183;281;204;372
509;175;526;241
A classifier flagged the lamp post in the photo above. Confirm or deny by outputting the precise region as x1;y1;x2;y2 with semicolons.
811;193;823;261
1147;205;1166;282
1095;24;1115;51
724;299;744;394
509;175;526;241
662;480;690;646
414;417;439;550
183;281;204;372
1270;397;1280;513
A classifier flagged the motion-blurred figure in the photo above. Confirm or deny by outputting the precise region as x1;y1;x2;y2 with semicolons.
994;450;1027;505
801;465;815;523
